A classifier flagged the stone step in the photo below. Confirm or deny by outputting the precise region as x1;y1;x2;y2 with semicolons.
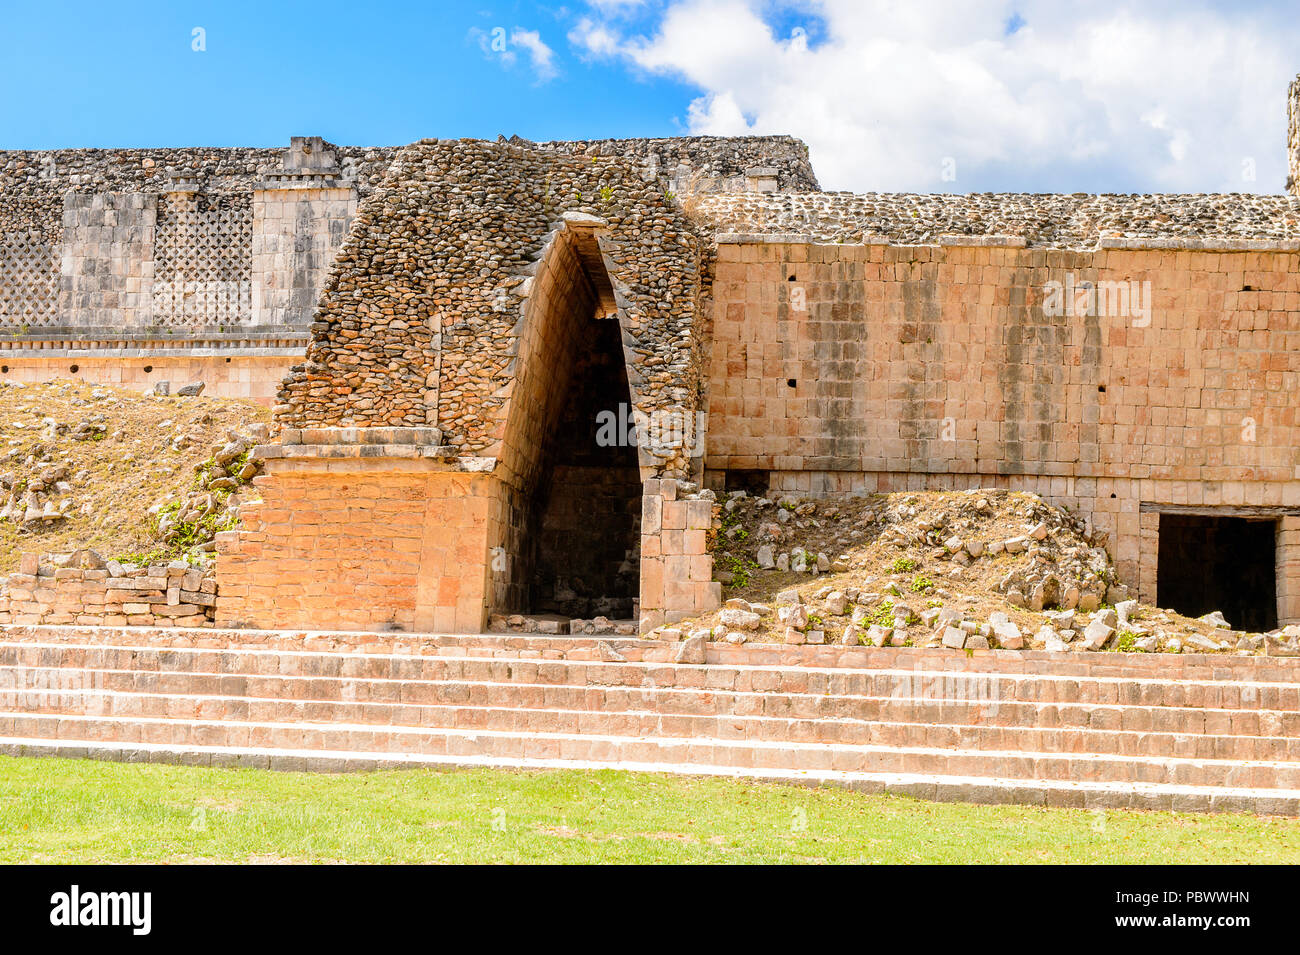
4;625;1300;683
6;642;1299;712
6;735;1295;814
7;661;1300;747
6;683;1300;762
5;710;1300;790
6;626;1299;814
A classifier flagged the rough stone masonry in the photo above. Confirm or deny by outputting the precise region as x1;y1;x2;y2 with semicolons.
4;80;1300;634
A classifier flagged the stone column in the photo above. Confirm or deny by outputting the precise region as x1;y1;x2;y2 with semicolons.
638;478;719;631
58;191;156;330
1278;516;1300;626
251;138;357;329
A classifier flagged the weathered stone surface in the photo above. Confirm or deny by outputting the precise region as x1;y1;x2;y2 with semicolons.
675;635;706;664
596;640;627;662
719;608;762;631
988;612;1023;650
1081;616;1116;651
777;604;809;630
941;626;966;649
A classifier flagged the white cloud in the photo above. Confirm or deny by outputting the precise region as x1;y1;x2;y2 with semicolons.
686;91;751;133
468;25;560;84
569;17;624;59
586;0;648;11
511;28;560;83
569;0;1300;193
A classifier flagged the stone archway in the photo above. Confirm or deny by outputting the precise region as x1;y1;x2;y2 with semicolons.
490;217;642;622
223;140;720;635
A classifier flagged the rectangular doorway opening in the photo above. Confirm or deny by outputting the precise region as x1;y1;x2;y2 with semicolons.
1157;514;1277;631
724;469;770;496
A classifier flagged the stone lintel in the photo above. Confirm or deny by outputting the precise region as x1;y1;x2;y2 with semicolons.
258;450;497;475
252;176;354;192
714;231;1300;252
277;426;444;446
1096;235;1300;252
560;211;609;229
937;234;1028;248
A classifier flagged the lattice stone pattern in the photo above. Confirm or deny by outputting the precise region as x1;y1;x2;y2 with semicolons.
151;193;253;327
0;231;57;328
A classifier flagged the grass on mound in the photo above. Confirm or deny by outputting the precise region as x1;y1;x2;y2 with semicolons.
2;756;1299;864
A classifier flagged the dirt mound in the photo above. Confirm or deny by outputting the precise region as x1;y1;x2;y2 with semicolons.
0;378;271;571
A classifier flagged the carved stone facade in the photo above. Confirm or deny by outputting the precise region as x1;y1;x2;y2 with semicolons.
0;138;392;400
8;88;1300;634
152;190;253;328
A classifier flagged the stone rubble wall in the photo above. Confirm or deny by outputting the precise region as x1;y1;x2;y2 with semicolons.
535;134;820;194
695;191;1300;249
274;138;712;478
0;552;217;627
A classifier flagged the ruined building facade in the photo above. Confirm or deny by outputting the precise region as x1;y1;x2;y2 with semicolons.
4;88;1300;633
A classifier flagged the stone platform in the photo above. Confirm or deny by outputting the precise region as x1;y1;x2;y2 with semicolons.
2;624;1300;814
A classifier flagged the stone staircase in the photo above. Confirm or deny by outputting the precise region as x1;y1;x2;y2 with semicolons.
2;624;1300;813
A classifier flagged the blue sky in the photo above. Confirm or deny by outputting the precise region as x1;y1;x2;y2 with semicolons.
2;1;1298;194
0;2;695;147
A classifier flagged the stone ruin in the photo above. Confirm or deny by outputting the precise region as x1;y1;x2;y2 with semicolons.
5;81;1300;635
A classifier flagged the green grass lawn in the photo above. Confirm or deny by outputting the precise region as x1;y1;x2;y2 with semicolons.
2;755;1299;863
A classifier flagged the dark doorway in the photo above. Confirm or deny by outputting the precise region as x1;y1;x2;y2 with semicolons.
1157;514;1277;631
724;469;770;496
531;315;641;619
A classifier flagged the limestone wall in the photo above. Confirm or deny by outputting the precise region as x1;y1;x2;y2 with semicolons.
705;236;1300;617
639;479;719;625
0;552;217;627
215;462;491;634
0;141;395;332
0;140;397;398
0;354;294;402
0;133;809;405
